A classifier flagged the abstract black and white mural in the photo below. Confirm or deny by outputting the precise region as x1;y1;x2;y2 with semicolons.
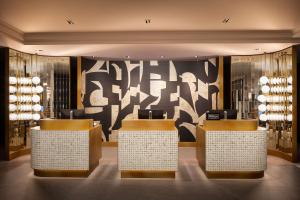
80;58;222;142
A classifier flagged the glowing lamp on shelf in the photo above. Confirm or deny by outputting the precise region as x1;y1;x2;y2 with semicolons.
289;105;293;112
19;86;32;94
35;86;44;93
9;104;17;112
18;104;32;111
9;86;17;93
257;95;266;103
32;76;41;85
287;76;292;84
17;113;33;120
18;77;31;85
287;114;293;122
259;114;267;121
259;76;269;85
9;95;17;103
287;85;292;93
33;104;42;112
9;76;17;84
32;95;40;103
9;113;18;121
32;113;41;121
258;104;267;112
261;85;270;94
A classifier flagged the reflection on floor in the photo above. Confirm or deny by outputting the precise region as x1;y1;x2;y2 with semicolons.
0;147;300;200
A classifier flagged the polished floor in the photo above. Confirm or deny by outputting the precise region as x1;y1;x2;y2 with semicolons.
1;147;300;200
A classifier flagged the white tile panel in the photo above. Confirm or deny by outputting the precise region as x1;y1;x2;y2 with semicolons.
206;130;267;171
31;128;90;170
118;130;178;171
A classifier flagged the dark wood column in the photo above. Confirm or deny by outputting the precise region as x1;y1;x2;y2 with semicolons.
70;57;78;109
223;56;231;109
0;47;9;160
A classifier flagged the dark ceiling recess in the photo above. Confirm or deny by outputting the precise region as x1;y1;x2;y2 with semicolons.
145;19;151;24
66;18;74;25
222;18;230;24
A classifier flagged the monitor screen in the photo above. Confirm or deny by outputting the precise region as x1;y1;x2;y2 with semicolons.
60;109;70;119
73;109;85;119
138;109;150;119
138;109;164;119
151;110;164;119
224;109;237;119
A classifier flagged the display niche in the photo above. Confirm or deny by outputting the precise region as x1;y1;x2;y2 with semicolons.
8;49;70;160
231;47;297;162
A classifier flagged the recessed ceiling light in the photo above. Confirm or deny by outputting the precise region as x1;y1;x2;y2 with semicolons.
222;18;230;24
145;19;151;24
66;17;74;25
195;56;198;58
160;55;164;58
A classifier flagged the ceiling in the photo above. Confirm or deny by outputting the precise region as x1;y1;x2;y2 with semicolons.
0;0;299;59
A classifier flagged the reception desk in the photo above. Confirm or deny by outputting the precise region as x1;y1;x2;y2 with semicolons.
196;120;267;178
118;119;178;178
31;119;102;177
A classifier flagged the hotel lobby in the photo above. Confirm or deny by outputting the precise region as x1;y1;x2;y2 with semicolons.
1;0;300;200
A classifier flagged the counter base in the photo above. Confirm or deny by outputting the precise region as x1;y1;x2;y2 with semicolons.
121;170;175;178
204;171;264;179
34;161;99;177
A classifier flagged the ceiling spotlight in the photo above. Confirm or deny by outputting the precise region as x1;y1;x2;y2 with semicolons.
66;18;75;25
222;18;230;24
145;19;151;24
160;56;164;58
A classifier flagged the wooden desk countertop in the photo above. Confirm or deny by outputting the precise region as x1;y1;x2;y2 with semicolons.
121;119;176;131
199;119;258;131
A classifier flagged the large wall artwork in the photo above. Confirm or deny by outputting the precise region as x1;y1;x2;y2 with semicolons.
80;58;222;142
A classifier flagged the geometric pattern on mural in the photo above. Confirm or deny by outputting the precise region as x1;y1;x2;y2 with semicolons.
81;58;220;142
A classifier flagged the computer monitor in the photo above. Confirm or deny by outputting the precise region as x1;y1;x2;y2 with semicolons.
206;110;222;120
138;109;150;119
138;109;164;119
60;109;70;119
206;109;237;120
73;109;86;119
224;109;237;119
151;110;164;119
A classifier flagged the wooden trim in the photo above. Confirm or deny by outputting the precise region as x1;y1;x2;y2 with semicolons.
77;56;84;109
9;148;31;160
196;126;206;171
89;125;102;169
121;170;175;178
34;168;96;177
202;119;258;131
178;142;196;147
205;171;264;179
103;142;118;147
102;142;196;147
267;149;292;162
40;119;94;130
218;56;224;110
121;119;176;131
